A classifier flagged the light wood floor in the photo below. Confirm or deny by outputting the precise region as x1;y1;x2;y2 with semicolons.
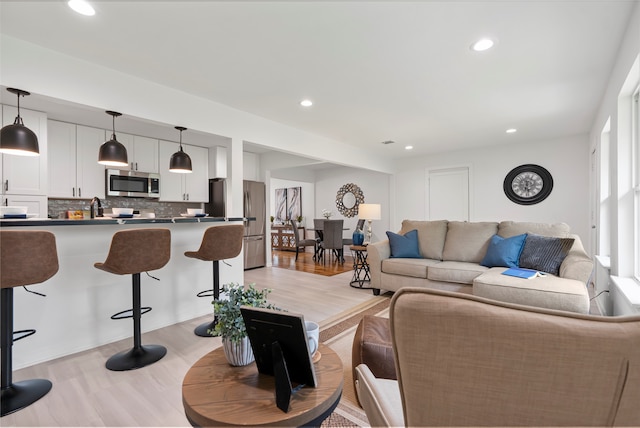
3;263;376;427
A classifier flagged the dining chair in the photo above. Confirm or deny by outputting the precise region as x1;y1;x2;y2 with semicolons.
319;219;345;263
313;218;325;260
289;219;317;261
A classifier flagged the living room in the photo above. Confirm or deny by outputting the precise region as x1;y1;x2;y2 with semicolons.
1;1;639;426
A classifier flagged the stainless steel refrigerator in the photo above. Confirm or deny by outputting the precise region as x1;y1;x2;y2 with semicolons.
243;180;266;270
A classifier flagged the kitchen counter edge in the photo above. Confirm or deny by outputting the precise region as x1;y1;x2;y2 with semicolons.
0;217;254;227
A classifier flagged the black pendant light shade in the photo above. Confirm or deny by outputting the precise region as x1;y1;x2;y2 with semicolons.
98;111;128;167
169;126;192;173
0;88;39;156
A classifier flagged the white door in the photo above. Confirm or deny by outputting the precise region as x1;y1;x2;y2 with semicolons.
427;167;469;221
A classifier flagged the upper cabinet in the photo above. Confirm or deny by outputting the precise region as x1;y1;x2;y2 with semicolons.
48;120;106;199
1;105;48;197
158;140;208;202
118;133;159;173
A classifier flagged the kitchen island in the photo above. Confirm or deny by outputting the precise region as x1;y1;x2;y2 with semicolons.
1;217;250;369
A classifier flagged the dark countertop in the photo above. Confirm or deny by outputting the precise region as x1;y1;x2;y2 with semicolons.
0;216;254;227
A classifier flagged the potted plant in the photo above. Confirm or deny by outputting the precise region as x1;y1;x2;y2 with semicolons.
212;283;279;366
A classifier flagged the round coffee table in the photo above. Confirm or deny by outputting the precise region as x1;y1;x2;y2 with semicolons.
182;343;343;427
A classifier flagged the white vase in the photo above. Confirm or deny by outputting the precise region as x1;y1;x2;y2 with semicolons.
222;336;255;366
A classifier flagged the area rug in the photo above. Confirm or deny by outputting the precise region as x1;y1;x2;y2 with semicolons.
319;294;393;427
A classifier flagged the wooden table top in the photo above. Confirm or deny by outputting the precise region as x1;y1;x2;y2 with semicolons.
182;343;343;427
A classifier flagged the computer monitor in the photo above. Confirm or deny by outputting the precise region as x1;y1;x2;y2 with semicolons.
240;306;317;389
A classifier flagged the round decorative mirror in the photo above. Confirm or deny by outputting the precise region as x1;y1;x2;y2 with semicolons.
335;183;365;217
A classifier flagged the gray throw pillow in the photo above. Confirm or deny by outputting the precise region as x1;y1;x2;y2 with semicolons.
519;234;574;276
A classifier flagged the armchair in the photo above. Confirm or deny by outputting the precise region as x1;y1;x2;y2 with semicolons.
355;288;640;427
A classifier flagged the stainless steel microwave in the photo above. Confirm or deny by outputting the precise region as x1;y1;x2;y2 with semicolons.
106;169;160;198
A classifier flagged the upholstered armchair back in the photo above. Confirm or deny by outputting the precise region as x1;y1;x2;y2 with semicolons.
391;288;640;427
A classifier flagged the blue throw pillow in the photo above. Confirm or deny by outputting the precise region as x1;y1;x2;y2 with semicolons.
386;229;421;258
480;233;527;268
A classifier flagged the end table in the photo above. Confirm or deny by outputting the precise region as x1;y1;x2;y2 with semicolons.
349;245;377;294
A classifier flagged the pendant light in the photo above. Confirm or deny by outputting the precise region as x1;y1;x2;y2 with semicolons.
98;110;128;166
0;88;39;156
169;126;192;173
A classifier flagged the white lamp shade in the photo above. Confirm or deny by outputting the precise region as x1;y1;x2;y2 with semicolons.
358;203;381;220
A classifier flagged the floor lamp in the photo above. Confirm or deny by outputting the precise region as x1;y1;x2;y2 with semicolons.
358;203;381;244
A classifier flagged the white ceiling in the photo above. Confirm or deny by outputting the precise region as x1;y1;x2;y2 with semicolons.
0;1;636;160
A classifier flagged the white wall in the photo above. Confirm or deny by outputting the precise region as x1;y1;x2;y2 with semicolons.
392;134;592;249
270;178;315;229
0;35;394;175
314;167;391;243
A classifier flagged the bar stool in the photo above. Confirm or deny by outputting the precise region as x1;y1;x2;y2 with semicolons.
94;228;171;371
184;224;244;337
1;230;59;417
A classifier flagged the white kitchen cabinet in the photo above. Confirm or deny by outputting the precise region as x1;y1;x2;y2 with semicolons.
2;194;47;216
159;140;209;202
118;133;158;173
48;121;106;199
185;144;209;201
1;105;48;196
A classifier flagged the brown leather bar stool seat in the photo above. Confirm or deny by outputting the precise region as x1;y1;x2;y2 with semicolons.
94;229;171;371
1;230;59;417
184;224;244;337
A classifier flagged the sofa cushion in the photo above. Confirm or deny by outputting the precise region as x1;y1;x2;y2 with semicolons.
480;233;527;268
519;234;575;276
498;221;570;238
442;221;498;263
427;261;488;285
473;268;590;313
387;230;421;258
381;258;439;279
399;220;448;260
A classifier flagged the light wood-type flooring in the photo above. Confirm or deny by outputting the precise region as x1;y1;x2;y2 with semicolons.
3;258;375;427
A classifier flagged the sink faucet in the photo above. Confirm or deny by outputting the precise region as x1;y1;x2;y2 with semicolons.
90;197;103;218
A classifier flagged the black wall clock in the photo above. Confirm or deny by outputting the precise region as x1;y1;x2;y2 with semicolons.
503;164;553;205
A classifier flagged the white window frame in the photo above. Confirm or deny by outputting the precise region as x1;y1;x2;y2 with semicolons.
633;85;640;281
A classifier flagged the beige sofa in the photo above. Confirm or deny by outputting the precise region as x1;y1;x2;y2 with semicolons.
355;288;640;427
367;220;594;313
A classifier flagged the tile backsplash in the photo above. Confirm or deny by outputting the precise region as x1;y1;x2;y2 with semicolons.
48;197;202;219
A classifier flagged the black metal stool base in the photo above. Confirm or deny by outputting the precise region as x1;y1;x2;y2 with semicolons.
1;379;52;417
105;344;167;371
194;319;220;337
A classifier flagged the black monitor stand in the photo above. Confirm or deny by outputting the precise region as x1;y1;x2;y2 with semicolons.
272;341;306;413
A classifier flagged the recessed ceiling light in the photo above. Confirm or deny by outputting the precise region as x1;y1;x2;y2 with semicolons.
68;0;95;16
405;145;413;150
506;128;517;134
471;38;495;52
300;99;313;107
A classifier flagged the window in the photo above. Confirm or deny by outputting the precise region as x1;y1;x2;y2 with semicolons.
633;86;640;281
